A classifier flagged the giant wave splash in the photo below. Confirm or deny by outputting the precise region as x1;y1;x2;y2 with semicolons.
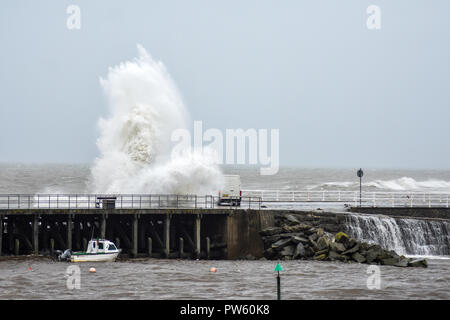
88;45;223;195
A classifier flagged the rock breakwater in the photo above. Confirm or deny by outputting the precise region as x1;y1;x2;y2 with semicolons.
259;213;427;268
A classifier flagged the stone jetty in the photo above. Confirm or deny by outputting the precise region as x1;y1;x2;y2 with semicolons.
259;213;427;268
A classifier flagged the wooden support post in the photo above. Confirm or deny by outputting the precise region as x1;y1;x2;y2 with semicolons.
8;219;14;253
179;224;195;253
100;215;106;239
32;215;39;255
179;237;184;258
67;215;72;251
82;238;87;251
15;238;20;256
50;238;55;256
148;237;152;257
74;221;81;251
0;215;3;256
206;236;211;260
139;223;146;251
194;215;201;259
164;215;170;258
132;214;138;257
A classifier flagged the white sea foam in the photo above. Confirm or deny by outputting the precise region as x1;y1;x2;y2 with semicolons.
88;45;223;195
309;177;450;192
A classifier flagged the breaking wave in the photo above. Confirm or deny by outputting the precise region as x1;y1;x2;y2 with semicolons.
88;45;223;195
309;177;450;192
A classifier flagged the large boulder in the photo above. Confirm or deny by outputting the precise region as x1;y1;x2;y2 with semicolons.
342;243;360;255
280;245;295;257
293;242;306;259
352;252;366;263
408;259;428;268
313;253;328;261
329;250;347;262
271;238;292;251
381;257;401;266
308;234;319;243
260;227;282;236
291;235;309;245
395;257;410;267
330;242;346;253
316;236;330;251
285;214;300;225
335;232;350;244
365;246;382;264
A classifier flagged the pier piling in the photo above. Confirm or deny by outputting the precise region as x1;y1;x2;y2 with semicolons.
206;237;210;260
179;237;184;258
194;215;201;259
66;216;72;251
164;215;170;258
15;238;20;256
32;215;39;255
100;215;106;239
50;238;54;256
132;214;138;258
148;237;152;257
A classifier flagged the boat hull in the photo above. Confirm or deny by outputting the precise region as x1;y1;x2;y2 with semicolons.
70;252;119;262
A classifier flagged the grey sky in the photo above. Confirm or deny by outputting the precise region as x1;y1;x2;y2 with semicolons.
1;1;449;169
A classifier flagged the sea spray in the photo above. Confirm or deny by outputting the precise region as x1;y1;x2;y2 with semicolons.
308;177;450;192
88;45;223;194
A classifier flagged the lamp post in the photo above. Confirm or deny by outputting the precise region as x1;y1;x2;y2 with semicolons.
357;168;364;207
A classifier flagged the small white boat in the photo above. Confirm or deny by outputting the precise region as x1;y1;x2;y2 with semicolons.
69;239;121;262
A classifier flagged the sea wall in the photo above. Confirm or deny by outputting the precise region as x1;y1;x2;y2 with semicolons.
225;209;348;259
349;207;450;219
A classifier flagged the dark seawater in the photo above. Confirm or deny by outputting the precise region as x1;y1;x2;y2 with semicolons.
0;256;449;300
0;163;450;299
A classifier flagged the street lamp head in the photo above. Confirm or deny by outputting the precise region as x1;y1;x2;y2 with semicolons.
357;168;364;178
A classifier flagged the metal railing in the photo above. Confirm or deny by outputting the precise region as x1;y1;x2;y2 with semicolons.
0;194;262;210
1;191;448;210
242;190;450;208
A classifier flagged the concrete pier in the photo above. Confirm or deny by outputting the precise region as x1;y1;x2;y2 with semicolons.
0;208;271;259
1;207;449;259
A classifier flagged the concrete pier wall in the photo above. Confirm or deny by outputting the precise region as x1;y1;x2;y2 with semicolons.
1;207;449;259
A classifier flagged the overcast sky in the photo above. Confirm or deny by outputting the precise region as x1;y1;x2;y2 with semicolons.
0;1;449;169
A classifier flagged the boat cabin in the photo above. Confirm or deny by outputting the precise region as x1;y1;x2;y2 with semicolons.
86;239;119;254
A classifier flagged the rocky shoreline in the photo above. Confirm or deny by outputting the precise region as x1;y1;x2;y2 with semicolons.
259;213;428;268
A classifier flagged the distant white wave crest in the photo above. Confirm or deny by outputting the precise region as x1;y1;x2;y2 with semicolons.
309;177;450;192
88;45;223;194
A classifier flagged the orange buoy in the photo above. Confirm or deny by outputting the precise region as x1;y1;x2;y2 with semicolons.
89;267;96;273
210;267;217;273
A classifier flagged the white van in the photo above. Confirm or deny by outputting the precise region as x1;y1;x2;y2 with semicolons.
218;175;242;206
